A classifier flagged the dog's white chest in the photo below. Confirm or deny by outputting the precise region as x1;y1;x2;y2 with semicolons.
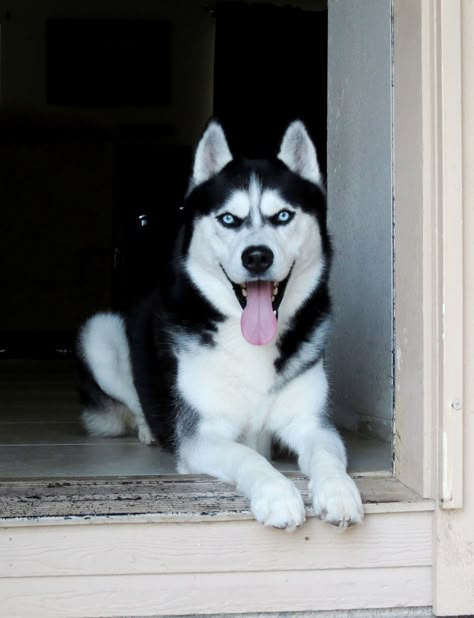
176;319;279;427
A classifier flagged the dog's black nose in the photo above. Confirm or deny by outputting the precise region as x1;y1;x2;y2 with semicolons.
241;245;274;275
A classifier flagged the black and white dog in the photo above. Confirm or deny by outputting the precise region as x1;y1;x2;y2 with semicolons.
78;120;363;531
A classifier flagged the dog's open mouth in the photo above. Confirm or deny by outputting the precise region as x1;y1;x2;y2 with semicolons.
232;276;290;312
223;268;292;346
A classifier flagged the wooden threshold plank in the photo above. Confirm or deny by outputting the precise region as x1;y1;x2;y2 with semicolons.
0;475;433;525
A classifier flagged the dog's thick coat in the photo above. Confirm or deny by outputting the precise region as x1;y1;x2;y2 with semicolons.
78;120;363;530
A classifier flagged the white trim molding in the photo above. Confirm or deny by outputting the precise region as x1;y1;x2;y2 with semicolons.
437;0;464;512
393;0;465;509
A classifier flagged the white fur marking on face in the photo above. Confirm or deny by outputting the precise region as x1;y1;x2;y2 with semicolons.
260;189;295;218
217;176;263;223
186;196;323;319
218;190;251;219
249;174;263;225
278;120;322;186
192;121;233;186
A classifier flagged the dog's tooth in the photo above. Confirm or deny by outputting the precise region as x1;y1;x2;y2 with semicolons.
242;288;247;297
272;295;276;302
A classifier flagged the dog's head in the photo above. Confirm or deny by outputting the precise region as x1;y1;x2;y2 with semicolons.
182;120;329;346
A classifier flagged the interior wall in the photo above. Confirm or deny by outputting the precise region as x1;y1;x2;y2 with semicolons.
326;0;393;441
0;0;215;145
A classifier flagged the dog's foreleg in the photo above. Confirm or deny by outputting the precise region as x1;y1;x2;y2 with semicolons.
272;363;364;528
178;432;305;531
296;423;363;527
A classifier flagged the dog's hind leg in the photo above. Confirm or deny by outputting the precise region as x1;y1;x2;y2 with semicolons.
77;313;155;445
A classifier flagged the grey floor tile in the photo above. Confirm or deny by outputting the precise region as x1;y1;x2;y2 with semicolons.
343;431;392;473
1;404;80;423
0;360;392;478
0;421;141;446
0;443;178;477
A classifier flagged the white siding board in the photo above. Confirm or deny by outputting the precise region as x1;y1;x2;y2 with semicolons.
0;567;432;618
1;512;432;578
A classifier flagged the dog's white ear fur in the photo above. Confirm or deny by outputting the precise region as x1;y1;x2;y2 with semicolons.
278;120;322;186
192;121;233;186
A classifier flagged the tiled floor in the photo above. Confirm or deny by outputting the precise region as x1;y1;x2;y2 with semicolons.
0;360;392;478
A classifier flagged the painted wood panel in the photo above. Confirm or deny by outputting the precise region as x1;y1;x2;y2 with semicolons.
0;567;432;618
1;511;432;578
433;0;474;614
392;0;431;499
437;0;464;511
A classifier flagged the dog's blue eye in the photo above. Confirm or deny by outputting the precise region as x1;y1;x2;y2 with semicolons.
217;213;241;228
274;209;294;225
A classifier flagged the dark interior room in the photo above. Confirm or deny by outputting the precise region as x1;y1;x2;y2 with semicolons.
0;0;391;478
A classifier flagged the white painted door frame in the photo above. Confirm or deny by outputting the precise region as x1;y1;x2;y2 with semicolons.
394;0;473;614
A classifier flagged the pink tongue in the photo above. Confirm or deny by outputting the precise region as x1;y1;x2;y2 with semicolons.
240;281;278;346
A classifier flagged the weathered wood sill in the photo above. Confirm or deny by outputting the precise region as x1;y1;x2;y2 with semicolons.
0;474;434;527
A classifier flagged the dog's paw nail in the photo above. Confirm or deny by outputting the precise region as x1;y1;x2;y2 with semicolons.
251;477;306;531
312;474;364;528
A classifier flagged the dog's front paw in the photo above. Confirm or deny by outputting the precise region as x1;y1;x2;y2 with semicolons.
251;477;306;532
310;474;364;528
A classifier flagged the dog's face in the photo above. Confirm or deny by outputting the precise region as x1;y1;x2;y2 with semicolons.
183;120;328;345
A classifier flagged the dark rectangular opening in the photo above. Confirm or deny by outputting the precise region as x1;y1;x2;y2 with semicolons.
0;0;391;480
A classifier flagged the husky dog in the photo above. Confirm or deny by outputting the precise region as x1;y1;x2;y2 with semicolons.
77;120;363;530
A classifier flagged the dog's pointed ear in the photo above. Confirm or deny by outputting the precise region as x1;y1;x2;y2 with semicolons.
278;120;322;185
191;120;233;186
